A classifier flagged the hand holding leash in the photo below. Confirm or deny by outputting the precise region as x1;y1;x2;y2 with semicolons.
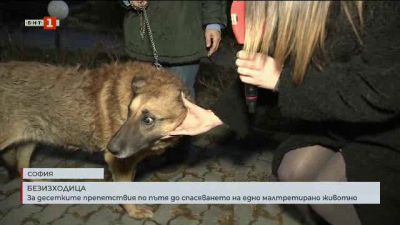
129;0;148;10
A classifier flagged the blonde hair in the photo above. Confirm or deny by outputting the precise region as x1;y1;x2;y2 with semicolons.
244;1;364;85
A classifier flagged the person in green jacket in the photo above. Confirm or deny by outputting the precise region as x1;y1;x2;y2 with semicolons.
120;0;227;100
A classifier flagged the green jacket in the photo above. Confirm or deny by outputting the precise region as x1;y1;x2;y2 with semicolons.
123;1;227;65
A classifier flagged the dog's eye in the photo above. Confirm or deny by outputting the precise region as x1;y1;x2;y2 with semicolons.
142;116;154;125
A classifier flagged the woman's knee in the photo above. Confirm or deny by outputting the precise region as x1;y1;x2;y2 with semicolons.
277;145;335;182
309;204;361;225
277;158;312;181
314;152;347;182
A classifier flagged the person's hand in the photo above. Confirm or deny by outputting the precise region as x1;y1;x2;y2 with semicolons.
129;0;148;9
205;30;221;57
235;50;282;90
163;95;223;138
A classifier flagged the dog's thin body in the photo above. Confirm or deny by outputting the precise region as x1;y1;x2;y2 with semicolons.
0;61;189;218
0;62;100;151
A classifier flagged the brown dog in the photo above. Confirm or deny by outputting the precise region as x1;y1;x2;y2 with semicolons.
0;61;190;218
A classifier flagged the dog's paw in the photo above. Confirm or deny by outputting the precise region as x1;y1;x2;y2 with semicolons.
128;207;154;219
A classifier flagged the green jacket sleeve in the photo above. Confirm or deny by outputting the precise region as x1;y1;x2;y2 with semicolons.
201;1;227;29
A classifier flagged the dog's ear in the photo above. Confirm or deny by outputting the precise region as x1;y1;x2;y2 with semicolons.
131;74;147;94
178;88;191;105
180;88;191;101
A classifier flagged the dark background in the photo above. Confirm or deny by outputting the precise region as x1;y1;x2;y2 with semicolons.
0;0;236;37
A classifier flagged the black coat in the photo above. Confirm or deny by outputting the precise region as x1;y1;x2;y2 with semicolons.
211;2;400;224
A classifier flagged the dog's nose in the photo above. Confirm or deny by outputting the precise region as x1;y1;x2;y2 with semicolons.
107;140;123;155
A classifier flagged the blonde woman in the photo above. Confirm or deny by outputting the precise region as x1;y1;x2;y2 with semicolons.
166;1;400;224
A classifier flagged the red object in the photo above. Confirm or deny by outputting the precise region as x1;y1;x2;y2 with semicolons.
43;16;57;30
231;1;246;45
21;182;23;204
21;168;23;204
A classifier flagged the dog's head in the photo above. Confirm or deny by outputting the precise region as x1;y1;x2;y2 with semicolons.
107;67;190;158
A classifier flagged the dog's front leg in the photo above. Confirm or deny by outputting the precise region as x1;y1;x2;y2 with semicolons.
104;151;153;219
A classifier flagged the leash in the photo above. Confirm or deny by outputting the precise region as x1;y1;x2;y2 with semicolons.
131;3;163;70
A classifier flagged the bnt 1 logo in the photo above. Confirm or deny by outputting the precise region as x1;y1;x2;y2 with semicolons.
43;17;57;30
25;17;60;30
